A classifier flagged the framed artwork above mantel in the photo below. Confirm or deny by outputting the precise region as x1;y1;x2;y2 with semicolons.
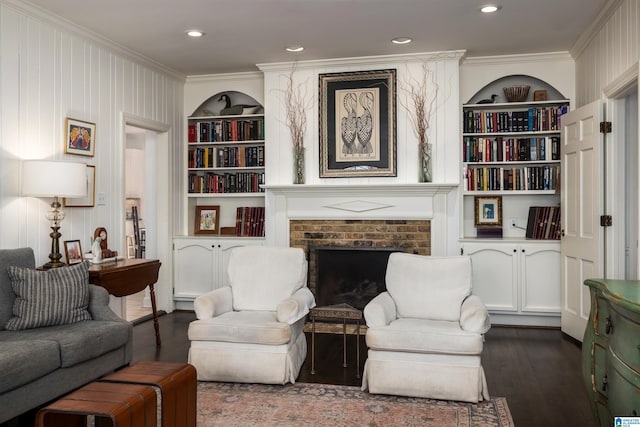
319;69;397;178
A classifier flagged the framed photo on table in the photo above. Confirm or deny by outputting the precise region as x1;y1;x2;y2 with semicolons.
63;165;95;207
474;196;503;226
319;69;397;178
64;240;83;265
194;205;220;235
65;118;96;157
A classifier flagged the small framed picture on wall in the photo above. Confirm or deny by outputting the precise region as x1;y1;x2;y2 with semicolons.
65;117;96;157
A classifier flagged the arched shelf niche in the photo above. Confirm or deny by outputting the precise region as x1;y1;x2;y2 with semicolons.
191;90;264;116
466;74;566;105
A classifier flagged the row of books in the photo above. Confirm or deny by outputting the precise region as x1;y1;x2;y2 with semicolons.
526;206;561;240
235;206;265;237
463;136;560;163
464;165;559;192
188;118;264;143
463;105;569;134
188;172;265;194
188;146;264;169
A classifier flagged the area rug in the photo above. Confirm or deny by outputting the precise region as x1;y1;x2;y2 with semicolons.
196;382;515;427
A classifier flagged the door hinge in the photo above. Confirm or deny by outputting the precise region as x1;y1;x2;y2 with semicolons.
600;215;613;227
600;121;612;134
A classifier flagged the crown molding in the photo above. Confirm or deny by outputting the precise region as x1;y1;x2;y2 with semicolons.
2;0;186;81
570;0;625;59
186;71;263;83
256;50;466;73
462;51;573;67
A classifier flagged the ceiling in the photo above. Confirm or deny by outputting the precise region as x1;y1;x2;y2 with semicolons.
24;0;608;76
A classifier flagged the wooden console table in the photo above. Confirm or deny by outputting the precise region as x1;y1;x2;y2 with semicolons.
89;259;162;346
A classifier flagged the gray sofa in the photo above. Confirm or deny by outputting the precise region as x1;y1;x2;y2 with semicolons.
0;247;132;423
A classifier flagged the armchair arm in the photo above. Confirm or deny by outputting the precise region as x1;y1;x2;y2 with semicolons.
363;291;397;327
276;287;316;324
88;285;127;322
193;286;233;320
460;295;491;333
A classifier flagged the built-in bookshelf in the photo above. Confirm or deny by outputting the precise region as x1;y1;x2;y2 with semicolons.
462;100;568;195
187;114;265;195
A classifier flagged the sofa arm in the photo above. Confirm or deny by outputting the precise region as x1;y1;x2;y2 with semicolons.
193;286;233;320
277;287;316;324
88;285;126;322
363;292;396;327
460;295;491;334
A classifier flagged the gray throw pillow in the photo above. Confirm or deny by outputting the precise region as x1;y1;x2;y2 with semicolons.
5;261;92;330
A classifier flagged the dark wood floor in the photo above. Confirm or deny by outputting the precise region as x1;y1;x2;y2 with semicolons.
133;311;597;427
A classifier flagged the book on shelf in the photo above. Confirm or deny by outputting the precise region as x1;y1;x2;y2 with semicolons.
463;105;569;133
525;206;561;240
235;206;264;237
192;118;264;143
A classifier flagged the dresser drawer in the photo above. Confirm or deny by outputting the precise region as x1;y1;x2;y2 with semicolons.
609;309;640;374
607;350;640;419
594;294;612;337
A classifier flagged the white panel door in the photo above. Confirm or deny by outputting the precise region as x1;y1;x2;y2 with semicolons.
521;243;561;313
560;101;603;341
173;238;216;299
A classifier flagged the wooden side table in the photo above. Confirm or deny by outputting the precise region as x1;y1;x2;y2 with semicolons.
310;303;362;378
89;258;162;346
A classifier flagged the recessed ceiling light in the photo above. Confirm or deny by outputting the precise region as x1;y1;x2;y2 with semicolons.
285;45;304;52
186;30;204;38
391;37;413;45
480;5;500;13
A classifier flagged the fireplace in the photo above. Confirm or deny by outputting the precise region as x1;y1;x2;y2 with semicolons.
310;246;402;310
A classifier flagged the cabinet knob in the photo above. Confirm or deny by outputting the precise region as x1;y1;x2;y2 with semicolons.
521;249;525;253
602;374;608;391
561;229;565;237
513;249;517;253
605;316;613;334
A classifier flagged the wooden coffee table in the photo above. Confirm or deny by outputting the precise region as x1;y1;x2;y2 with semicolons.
310;303;362;378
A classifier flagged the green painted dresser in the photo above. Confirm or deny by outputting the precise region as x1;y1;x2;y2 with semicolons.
582;278;640;426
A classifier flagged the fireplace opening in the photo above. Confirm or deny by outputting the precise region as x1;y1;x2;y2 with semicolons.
311;247;403;311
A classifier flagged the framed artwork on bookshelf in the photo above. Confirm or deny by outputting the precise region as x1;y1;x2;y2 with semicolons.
195;205;220;235
63;165;95;207
474;196;502;227
319;69;397;178
64;117;96;157
63;240;83;265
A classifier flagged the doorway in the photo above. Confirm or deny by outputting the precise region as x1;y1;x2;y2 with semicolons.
122;115;172;322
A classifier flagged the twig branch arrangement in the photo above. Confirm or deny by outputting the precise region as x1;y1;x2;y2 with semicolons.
400;61;440;182
281;64;312;183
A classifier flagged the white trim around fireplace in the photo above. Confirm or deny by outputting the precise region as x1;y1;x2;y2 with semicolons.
264;183;456;256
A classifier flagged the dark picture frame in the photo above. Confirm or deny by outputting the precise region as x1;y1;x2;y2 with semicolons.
474;196;503;226
319;69;397;178
194;205;220;235
64;117;96;157
63;240;83;265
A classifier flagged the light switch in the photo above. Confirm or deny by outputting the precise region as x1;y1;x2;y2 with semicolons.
97;192;106;205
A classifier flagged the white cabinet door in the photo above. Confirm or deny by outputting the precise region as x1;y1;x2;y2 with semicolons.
462;242;518;312
173;237;265;301
173;238;216;300
520;243;561;313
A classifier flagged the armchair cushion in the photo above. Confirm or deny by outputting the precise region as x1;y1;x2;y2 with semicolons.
366;318;485;355
276;287;316;324
385;254;471;321
227;246;307;312
188;311;298;345
5;261;92;331
460;295;491;334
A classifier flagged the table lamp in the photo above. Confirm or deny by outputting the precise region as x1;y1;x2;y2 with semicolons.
22;160;87;268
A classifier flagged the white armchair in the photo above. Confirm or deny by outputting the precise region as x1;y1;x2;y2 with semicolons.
188;246;315;384
361;253;491;403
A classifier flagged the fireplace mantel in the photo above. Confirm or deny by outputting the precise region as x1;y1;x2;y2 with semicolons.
264;183;457;255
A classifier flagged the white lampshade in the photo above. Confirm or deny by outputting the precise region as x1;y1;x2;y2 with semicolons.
22;160;87;198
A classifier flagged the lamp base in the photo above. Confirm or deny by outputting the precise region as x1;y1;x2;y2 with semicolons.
46;224;65;269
